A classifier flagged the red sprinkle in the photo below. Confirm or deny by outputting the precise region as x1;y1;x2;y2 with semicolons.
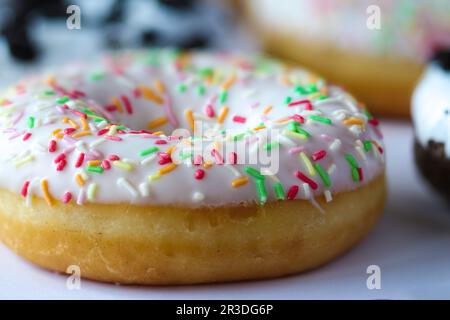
155;139;167;145
358;167;364;181
64;128;77;135
101;159;111;170
21;180;30;198
368;118;379;126
97;128;109;136
295;171;318;190
54;153;66;164
205;104;215;118
75;152;85;168
62;192;72;204
48;140;57;153
71;109;87;119
158;157;172;165
287;185;299;200
288;99;312;110
194;169;205;180
22;132;32;141
232;115;247;123
108;154;120;161
56;159;67;171
121;95;133;114
312;150;327;161
229;152;237;165
291;114;305;124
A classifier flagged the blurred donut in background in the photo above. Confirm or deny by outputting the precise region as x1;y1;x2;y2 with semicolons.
239;0;450;117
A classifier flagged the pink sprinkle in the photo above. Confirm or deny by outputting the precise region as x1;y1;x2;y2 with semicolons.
121;95;133;114
233;115;246;123
56;159;67;171
132;88;141;98
205;104;215;118
64;128;77;135
229;152;237;165
71;109;87;119
75;152;85;168
312;150;327;161
291;114;305;124
288;99;312;110
54;153;66;164
288;146;305;155
97;128;109;136
194;169;205;180
211;149;224;165
287;185;299;200
108;154;120;161
56;105;66;114
21;180;30;198
62;192;72;204
49;140;57;152
193;154;203;166
71;90;86;98
101;159;111;170
155;139;167;145
104;105;117;112
105;135;122;141
22;132;32;141
295;171;318;190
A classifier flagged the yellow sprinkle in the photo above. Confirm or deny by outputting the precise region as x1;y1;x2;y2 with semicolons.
75;173;85;186
185;108;195;131
343;117;364;126
55;133;65;139
68;119;79;129
282;129;308;141
14;154;35;168
300;152;316;176
203;161;213;169
217;106;229;124
166;145;176;155
41;179;54;206
262;105;273;115
147;117;168;129
154;80;166;94
158;163;177;175
112;96;123;113
87;183;98;201
232;176;249;188
253;125;266;131
148;173;161;182
80;117;89;131
52;128;62;136
72;131;91;138
113;160;133;171
221;74;236;90
87;160;101;166
152;131;164;136
139;85;164;105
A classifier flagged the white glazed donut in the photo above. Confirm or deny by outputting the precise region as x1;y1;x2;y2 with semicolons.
0;49;386;284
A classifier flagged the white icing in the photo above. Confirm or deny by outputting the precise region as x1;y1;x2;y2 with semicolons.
0;49;384;207
412;63;450;155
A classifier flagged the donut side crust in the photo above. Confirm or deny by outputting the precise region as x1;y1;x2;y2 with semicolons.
0;175;386;285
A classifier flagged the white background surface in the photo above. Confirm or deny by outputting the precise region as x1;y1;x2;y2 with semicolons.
1;119;450;300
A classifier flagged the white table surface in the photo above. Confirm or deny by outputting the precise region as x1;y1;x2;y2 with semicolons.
1;119;450;300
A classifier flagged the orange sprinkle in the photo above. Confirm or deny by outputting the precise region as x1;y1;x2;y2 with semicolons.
72;131;91;138
154;80;166;94
139;85;164;105
203;161;213;169
45;76;56;86
75;173;85;186
253;125;266;131
221;74;236;90
274;117;290;123
62;117;69;124
147;117;168;129
217;106;229;124
232;176;249;188
41;179;54;206
166;145;176;155
262;105;273;115
343;118;364;126
87;160;101;166
112;97;123;113
80;117;89;131
68;119;79;129
158;163;177;175
185;108;195;130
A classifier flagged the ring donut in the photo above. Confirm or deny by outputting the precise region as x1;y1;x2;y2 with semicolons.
0;50;386;284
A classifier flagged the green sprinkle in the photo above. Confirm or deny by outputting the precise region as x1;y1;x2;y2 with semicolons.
363;109;373;120
316;95;328;101
309;115;332;125
140;146;159;157
219;90;228;104
351;167;360;182
87;166;104;174
296;127;311;138
198;67;214;78
233;133;245;141
27;116;35;129
314;163;331;187
363;140;373;152
116;125;126;130
263;142;280;151
245;166;265;180
56;96;70;104
180;152;192;160
196;85;206;96
42;90;55;96
288;121;301;132
273;182;286;200
345;153;359;168
284;96;292;105
90;72;105;81
255;179;267;205
177;83;187;93
295;83;318;95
